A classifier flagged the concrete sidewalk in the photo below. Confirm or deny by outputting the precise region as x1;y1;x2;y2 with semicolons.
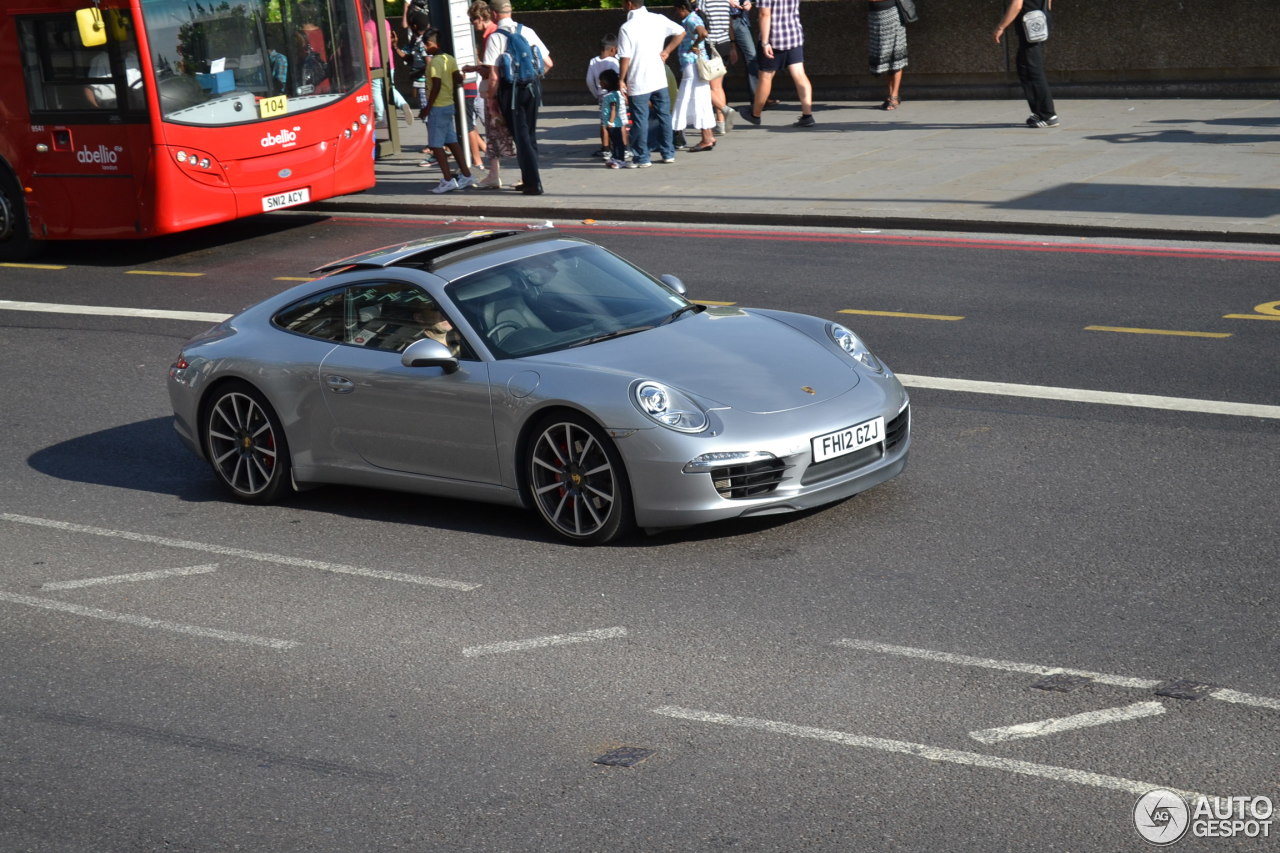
310;98;1280;243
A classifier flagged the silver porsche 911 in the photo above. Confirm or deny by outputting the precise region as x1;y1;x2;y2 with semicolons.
169;230;910;543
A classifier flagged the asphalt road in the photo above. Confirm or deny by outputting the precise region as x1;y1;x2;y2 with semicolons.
1;214;1278;852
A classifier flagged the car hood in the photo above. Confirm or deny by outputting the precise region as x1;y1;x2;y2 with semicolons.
532;308;860;414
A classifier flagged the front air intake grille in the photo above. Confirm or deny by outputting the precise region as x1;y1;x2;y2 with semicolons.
885;406;910;453
801;444;883;485
709;459;789;499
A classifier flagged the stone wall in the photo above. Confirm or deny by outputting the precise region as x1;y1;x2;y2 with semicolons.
511;0;1280;102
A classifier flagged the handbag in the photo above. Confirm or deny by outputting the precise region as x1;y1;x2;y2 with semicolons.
1022;9;1049;42
895;0;918;25
696;42;726;82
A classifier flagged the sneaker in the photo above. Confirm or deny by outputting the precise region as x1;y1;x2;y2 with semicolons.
659;155;677;164
1027;114;1060;128
793;114;815;128
722;110;734;134
431;177;458;194
454;174;475;190
674;131;689;150
623;150;634;161
635;161;652;168
607;159;623;169
475;173;502;189
738;107;761;126
622;160;639;169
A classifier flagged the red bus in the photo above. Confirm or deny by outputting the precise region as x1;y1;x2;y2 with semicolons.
0;0;376;260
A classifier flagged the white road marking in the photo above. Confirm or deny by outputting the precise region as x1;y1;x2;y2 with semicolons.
835;638;1280;713
0;299;229;324
896;373;1280;420
1208;689;1280;712
653;706;1207;801
40;564;218;591
462;626;627;657
0;590;297;650
0;514;479;592
3;301;1276;418
833;638;1163;689
969;701;1167;744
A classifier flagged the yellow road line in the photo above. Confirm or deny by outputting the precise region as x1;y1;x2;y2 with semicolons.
0;262;66;270
1085;325;1230;339
840;309;964;321
1223;314;1280;322
125;270;205;278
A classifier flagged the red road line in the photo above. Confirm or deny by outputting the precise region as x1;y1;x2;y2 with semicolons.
321;216;1280;263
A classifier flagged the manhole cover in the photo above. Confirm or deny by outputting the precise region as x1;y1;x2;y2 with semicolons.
1155;679;1217;700
593;747;656;767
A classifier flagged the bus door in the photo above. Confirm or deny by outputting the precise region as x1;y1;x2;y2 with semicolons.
16;9;151;238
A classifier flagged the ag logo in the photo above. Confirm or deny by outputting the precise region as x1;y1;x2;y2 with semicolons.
1135;789;1190;845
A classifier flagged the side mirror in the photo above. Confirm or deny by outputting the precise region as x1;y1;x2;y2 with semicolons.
77;7;106;47
401;338;458;373
659;274;687;296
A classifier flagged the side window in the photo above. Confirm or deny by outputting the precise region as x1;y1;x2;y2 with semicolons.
345;283;471;359
18;12;145;115
274;287;346;341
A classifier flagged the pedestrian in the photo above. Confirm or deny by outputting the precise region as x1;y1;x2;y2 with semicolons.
672;0;717;153
483;0;553;194
461;1;509;188
617;0;685;167
363;1;414;126
586;35;621;158
867;0;907;110
740;0;814;127
698;0;733;134
420;28;476;193
994;0;1058;127
726;0;760;100
396;12;436;166
598;69;629;168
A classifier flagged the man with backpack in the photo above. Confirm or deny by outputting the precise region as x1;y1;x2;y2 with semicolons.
483;0;554;195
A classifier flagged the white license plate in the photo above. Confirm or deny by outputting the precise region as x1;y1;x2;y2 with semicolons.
262;188;310;212
812;416;885;463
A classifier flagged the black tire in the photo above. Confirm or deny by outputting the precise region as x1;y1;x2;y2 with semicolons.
0;169;39;262
202;381;292;504
526;412;634;544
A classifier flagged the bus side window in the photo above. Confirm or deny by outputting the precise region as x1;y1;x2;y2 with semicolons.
18;13;143;114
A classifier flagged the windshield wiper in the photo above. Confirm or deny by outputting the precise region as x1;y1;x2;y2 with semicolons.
660;304;703;325
570;325;654;348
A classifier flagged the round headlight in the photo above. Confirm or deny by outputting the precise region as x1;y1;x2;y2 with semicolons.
828;323;883;372
633;381;708;432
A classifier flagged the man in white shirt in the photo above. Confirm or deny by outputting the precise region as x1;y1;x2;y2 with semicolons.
483;0;553;194
617;0;684;166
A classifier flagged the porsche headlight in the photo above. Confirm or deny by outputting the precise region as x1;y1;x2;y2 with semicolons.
633;381;708;432
828;323;883;372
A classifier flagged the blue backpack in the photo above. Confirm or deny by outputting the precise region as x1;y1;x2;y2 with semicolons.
494;24;544;88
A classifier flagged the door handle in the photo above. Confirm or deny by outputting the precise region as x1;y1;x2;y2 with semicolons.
324;374;355;394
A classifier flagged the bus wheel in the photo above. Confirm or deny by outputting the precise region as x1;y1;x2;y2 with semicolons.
0;171;39;262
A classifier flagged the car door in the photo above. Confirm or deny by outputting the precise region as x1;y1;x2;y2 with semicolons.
317;281;500;484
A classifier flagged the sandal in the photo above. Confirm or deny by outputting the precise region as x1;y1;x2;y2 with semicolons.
882;96;900;111
689;142;716;152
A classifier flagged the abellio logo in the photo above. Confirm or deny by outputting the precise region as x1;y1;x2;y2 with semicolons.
261;127;300;148
77;144;121;165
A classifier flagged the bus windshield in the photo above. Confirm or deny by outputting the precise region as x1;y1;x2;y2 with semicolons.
140;0;366;126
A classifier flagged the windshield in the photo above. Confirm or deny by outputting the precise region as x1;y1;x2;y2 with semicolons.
446;245;697;360
140;0;365;125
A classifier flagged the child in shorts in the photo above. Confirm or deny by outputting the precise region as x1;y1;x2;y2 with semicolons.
420;27;475;193
598;69;627;169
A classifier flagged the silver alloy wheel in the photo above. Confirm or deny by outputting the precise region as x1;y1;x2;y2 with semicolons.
207;390;281;498
529;419;621;540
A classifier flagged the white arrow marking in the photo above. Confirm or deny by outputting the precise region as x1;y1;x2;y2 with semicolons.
41;564;219;590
